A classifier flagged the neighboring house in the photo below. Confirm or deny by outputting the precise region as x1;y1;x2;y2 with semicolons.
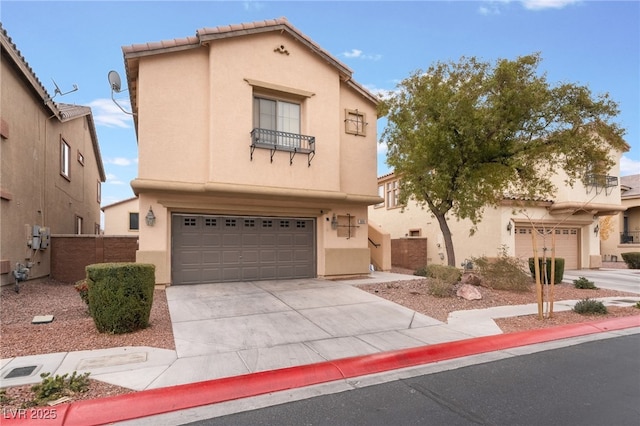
101;197;140;235
120;18;380;285
0;24;106;287
600;174;640;261
369;149;628;271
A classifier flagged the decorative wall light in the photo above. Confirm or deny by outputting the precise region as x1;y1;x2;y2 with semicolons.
331;214;338;230
594;224;599;236
145;206;156;227
506;221;513;235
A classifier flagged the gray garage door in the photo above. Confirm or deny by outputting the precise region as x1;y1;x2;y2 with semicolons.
171;214;315;284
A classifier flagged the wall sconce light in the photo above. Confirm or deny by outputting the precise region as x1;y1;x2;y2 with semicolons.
331;214;338;230
594;224;599;236
145;206;156;227
506;221;512;235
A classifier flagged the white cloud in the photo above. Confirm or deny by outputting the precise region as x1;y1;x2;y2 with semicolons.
243;1;265;11
521;0;580;10
108;157;135;166
105;173;125;185
620;156;640;177
478;0;579;14
342;48;382;61
89;98;133;128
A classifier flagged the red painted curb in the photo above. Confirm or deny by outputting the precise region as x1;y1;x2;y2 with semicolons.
4;315;639;425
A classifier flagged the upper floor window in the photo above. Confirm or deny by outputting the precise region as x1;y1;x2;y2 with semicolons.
254;97;300;137
96;181;101;204
386;179;400;209
60;139;70;180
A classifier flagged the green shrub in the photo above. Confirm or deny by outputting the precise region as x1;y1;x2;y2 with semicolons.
428;278;454;298
573;276;598;290
29;371;90;407
415;264;461;284
472;254;532;292
635;301;640;309
87;263;155;334
528;257;565;285
621;252;640;269
573;298;608;315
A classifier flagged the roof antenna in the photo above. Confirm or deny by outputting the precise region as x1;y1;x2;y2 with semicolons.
108;70;135;115
44;78;78;104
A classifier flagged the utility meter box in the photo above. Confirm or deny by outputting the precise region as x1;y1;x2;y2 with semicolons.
39;227;50;250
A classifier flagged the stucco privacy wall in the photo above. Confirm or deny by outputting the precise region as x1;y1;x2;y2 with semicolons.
127;20;380;284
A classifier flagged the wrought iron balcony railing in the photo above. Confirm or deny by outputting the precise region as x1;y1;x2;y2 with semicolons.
585;173;618;195
620;231;639;244
250;128;315;166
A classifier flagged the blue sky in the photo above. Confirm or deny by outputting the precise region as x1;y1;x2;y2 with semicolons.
2;0;638;208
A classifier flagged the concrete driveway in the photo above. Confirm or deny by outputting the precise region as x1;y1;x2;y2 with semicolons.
161;275;477;387
563;269;640;294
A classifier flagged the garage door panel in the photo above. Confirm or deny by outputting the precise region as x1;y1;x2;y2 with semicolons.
515;226;579;270
201;251;221;265
172;214;315;284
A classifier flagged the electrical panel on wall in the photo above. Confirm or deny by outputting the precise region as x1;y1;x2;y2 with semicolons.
27;225;50;250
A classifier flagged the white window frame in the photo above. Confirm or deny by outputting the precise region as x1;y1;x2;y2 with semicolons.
60;139;70;180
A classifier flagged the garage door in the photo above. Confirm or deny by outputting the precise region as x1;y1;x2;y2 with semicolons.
172;214;315;284
515;226;579;270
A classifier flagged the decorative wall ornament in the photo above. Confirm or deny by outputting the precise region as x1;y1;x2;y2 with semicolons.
274;44;290;55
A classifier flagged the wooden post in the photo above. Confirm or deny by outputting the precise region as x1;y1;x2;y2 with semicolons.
549;230;556;318
532;230;543;320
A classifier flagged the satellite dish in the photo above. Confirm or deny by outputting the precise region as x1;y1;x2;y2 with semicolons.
107;70;135;115
108;70;122;92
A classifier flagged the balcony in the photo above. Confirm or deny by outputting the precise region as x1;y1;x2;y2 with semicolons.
585;173;618;195
250;128;315;166
620;231;639;244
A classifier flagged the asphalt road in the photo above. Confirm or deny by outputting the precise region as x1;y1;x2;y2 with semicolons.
187;334;640;426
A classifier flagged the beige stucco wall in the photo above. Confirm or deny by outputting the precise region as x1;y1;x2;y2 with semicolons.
102;197;139;235
1;53;103;286
128;28;379;284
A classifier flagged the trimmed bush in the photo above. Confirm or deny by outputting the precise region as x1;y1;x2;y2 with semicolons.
415;264;461;284
472;255;532;292
528;257;565;285
573;298;608;315
428;278;454;298
86;263;155;334
621;252;640;269
573;276;598;290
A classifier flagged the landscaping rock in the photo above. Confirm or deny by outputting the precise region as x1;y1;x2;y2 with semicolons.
457;283;482;300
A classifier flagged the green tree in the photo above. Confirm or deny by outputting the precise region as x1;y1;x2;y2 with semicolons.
379;53;627;267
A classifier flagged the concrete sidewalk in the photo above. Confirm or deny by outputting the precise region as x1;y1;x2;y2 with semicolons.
1;271;639;425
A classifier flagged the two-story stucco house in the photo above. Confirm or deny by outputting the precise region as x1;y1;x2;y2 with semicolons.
120;18;380;285
0;24;106;287
370;148;629;271
101;197;140;235
600;174;640;261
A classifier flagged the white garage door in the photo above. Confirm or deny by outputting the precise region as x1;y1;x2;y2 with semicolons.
172;214;315;284
515;226;579;270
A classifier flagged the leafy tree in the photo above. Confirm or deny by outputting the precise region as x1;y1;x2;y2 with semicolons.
379;53;627;267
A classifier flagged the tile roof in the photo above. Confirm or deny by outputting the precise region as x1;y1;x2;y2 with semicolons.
620;174;640;198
